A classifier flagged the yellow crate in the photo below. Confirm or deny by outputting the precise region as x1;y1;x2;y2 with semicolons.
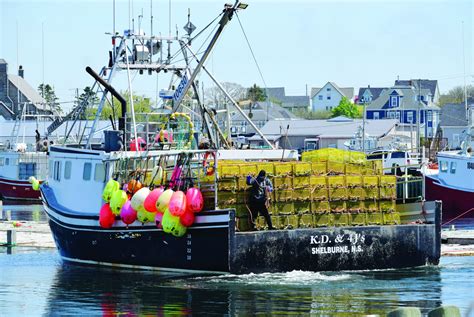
311;201;330;214
348;151;367;165
328;187;348;201
333;213;351;226
256;162;275;177
299;213;314;228
294;201;311;214
345;175;363;187
347;201;364;213
347;187;365;200
328;175;346;188
310;175;327;188
272;176;293;189
202;196;216;211
221;165;240;178
274;162;293;176
256;216;267;230
293;176;311;188
271;215;284;229
272;202;294;215
379;186;396;200
327;161;345;175
367;212;383;225
351;213;367;226
363;175;379;188
379;200;396;213
311;162;327;175
312;187;328;201
217;178;237;191
363;187;379;200
236;215;253;232
330;201;347;213
363;200;379;213
314;213;333;227
292;162;312;176
380;175;397;187
293;188;312;201
274;189;293;202
239;164;258;176
237;177;250;191
217;191;239;205
372;160;383;175
282;214;299;229
345;163;362;175
383;212;401;225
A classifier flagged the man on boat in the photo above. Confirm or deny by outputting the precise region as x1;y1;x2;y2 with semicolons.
247;170;274;230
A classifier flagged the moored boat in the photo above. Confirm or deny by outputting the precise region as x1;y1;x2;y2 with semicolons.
39;1;441;274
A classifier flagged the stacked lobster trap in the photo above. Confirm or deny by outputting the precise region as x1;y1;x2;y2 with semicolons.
212;148;401;232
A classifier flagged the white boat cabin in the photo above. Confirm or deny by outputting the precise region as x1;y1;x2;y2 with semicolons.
0;151;48;181
437;151;474;191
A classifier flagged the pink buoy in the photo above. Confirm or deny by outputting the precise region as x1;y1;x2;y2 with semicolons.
186;187;204;213
120;200;137;225
99;203;115;228
144;187;164;212
130;137;146;151
168;191;187;217
180;209;195;227
156;189;174;213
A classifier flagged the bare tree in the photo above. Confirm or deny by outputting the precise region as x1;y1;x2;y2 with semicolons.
204;82;246;108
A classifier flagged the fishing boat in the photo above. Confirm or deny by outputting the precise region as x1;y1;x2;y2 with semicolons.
40;1;441;274
425;128;474;223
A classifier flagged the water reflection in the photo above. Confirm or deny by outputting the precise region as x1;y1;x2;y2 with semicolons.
1;202;47;221
42;263;447;316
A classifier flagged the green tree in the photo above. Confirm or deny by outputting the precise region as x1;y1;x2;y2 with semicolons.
247;84;267;103
38;83;62;114
331;97;361;118
439;85;474;106
86;91;154;121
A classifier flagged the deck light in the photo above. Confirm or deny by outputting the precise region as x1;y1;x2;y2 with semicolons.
237;3;248;9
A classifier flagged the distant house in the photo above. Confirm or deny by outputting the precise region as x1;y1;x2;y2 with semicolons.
357;86;388;104
394;79;440;104
248;116;399;150
263;87;310;112
365;85;441;138
310;82;354;112
229;101;297;135
0;59;49;120
439;102;474;149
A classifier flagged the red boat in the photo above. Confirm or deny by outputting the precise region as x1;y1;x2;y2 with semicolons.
425;149;474;223
0;151;47;202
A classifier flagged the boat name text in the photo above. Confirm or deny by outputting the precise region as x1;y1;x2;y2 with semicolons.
468;162;474;170
173;74;189;102
310;234;365;255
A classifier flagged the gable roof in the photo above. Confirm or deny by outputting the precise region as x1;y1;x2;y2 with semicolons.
394;79;438;97
230;101;297;122
8;74;45;105
311;82;354;99
259;87;309;109
366;86;440;111
248;118;398;140
439;103;474;127
358;87;388;101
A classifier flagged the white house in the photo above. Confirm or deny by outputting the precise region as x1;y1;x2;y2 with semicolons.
310;82;354;112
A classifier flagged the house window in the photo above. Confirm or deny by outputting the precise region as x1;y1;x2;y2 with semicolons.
83;163;92;181
407;112;413;123
327;88;331;92
395;112;400;120
440;161;448;173
327;95;331;100
326;106;329;110
373;112;379;120
427;111;433;122
64;161;72;180
391;96;398;107
388;111;396;119
94;163;106;182
450;161;456;174
318;95;323;100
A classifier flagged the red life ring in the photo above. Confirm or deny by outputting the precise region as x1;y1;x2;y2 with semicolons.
203;152;216;176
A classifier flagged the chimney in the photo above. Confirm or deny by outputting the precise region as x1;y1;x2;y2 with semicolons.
18;65;24;78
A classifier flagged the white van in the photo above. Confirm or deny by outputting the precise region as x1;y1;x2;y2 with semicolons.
367;150;421;175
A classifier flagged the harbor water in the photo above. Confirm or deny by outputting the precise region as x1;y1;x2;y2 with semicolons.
1;204;474;316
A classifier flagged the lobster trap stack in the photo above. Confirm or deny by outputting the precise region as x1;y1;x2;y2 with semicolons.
212;148;400;232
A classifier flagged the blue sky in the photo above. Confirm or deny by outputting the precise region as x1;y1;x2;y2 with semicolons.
1;0;473;109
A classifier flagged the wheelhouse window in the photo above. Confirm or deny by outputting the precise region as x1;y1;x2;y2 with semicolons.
53;161;61;181
440;161;448;173
83;163;92;181
94;163;106;182
450;161;456;174
64;161;72;180
0;157;4;166
5;158;9;165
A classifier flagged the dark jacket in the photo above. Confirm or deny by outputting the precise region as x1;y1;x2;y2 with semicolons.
247;175;273;202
